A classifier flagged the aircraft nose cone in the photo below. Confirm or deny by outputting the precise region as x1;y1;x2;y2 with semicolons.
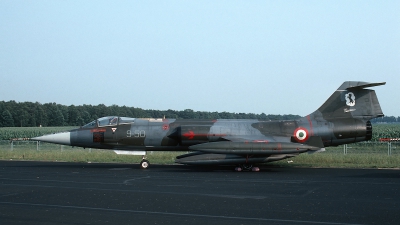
31;132;71;145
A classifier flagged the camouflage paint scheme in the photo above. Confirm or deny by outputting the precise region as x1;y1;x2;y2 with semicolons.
32;81;385;169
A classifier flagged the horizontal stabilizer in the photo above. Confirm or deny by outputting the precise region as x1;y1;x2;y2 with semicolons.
338;81;386;90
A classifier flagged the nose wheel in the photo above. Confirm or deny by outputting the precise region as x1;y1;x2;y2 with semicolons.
140;159;150;169
139;155;149;169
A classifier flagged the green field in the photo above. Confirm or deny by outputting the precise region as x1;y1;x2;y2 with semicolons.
371;123;400;141
274;151;400;168
1;141;399;168
0;141;180;165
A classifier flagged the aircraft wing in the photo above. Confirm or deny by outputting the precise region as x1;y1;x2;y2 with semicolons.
175;136;325;165
188;137;323;155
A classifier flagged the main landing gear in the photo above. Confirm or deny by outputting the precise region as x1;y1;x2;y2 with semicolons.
235;164;260;172
140;156;150;169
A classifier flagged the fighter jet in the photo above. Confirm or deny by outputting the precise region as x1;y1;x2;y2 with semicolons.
32;81;385;171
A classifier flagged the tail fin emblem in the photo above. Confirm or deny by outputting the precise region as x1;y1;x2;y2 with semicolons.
345;92;355;106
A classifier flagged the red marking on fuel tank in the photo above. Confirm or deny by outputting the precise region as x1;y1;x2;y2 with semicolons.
183;131;195;139
162;124;169;130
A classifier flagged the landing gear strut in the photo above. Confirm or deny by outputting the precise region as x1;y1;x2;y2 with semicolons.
140;156;150;169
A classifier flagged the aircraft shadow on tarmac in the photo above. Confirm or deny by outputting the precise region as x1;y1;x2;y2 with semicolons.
4;160;284;173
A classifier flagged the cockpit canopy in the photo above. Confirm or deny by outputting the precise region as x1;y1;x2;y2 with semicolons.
82;116;136;128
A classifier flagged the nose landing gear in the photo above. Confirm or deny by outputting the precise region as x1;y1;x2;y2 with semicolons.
140;156;150;169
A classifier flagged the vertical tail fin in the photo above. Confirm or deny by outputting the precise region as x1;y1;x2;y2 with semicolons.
310;81;385;121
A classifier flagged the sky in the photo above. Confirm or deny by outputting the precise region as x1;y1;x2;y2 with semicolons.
0;0;399;117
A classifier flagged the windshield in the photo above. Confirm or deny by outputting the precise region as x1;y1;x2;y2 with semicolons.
98;116;118;126
82;116;136;128
82;120;97;128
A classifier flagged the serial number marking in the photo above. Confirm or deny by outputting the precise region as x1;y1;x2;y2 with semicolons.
127;130;146;138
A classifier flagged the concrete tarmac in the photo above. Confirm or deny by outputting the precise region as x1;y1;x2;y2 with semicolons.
0;160;399;225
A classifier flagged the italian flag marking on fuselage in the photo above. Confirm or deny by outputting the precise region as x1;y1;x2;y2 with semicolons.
294;127;309;143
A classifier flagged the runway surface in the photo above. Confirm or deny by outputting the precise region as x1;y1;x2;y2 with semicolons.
0;161;399;225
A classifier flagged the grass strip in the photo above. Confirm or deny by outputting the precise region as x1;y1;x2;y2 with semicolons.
1;145;399;169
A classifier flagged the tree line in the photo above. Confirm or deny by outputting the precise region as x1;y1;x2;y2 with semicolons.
0;101;302;127
0;100;397;127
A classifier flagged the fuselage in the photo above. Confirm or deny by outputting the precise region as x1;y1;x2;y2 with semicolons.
47;116;372;151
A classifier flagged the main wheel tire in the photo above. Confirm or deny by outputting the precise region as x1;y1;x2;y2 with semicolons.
140;160;150;169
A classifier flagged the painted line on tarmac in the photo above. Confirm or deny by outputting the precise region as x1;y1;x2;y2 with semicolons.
0;201;364;225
